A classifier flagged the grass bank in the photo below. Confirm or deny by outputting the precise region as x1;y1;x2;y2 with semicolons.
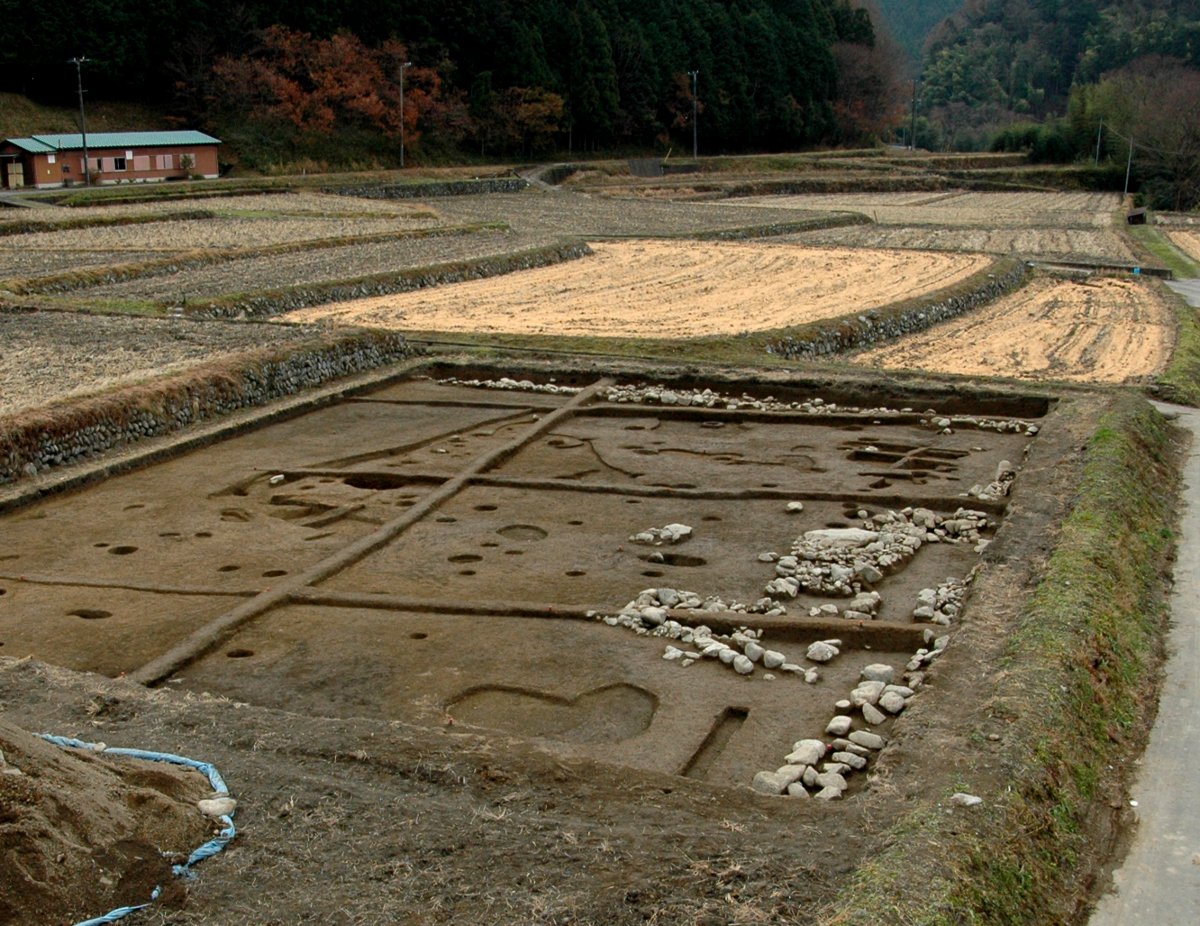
819;395;1176;925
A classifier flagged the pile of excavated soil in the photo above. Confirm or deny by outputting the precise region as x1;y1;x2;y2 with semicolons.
281;240;991;338
852;276;1175;383
0;719;211;925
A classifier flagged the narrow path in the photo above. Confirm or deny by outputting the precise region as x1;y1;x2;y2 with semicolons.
1090;281;1200;924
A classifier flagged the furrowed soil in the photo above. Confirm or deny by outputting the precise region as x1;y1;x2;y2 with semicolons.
851;275;1176;383
1170;229;1200;263
281;240;991;337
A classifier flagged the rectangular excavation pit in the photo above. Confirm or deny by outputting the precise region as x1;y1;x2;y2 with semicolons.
0;368;1053;796
0;584;237;677
322;490;985;621
494;412;1033;500
172;604;916;787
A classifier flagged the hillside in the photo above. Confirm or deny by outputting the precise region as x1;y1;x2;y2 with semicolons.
0;93;170;140
923;0;1200;125
0;0;904;163
874;0;961;63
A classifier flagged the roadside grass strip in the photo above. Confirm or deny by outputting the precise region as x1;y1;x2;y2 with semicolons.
819;396;1176;925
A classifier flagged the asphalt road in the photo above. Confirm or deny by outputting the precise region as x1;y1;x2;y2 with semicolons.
1090;284;1200;925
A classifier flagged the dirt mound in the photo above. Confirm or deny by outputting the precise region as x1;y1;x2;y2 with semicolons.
0;718;212;925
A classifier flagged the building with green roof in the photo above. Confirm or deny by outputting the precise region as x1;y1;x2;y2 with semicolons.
0;130;220;189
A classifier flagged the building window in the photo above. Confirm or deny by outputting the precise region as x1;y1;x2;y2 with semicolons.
156;154;175;170
113;157;127;171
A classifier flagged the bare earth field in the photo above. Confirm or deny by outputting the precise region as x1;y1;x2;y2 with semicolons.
281;240;991;337
1170;229;1200;263
80;229;543;302
852;275;1175;383
0;312;323;417
719;191;1134;262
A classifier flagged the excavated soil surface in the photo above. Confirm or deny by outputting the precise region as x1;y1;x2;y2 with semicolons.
852;276;1175;383
281;241;991;337
0;366;1085;924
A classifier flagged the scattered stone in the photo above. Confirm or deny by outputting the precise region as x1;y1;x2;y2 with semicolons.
878;691;907;714
762;650;786;669
826;715;853;736
743;641;765;663
787;740;827;767
950;792;983;807
629;523;693;545
806;641;839;663
786;782;810;798
198;797;237;817
733;655;754;675
786;502;805;513
752;771;789;795
832;751;868;771
860;663;895;684
813;786;844;801
862;702;887;726
848;730;886;750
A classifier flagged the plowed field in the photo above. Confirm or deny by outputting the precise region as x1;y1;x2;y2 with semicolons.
1170;229;1200;264
852;276;1175;383
282;240;992;337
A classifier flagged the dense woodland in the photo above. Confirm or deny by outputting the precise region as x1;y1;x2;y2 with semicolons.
0;0;906;166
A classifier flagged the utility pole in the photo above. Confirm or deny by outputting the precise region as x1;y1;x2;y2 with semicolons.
910;78;919;151
399;61;412;168
688;70;699;158
1124;136;1134;199
1094;119;1103;167
68;56;90;186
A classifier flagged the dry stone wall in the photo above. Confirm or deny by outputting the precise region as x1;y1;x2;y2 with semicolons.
0;332;419;485
767;261;1028;360
194;241;592;319
325;178;529;199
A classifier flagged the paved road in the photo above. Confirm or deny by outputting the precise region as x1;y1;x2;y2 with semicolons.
1169;279;1200;305
1091;283;1200;926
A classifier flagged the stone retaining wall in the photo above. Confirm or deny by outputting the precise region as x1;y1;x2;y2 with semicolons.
767;261;1028;360
193;241;592;319
326;178;529;199
0;332;419;485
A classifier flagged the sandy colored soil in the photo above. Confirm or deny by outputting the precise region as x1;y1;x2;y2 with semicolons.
1170;229;1200;264
281;240;992;337
852;276;1175;383
0;312;323;417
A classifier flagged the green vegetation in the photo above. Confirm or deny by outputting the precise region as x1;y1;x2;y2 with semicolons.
0;0;902;169
1127;226;1200;278
1155;285;1200;407
820;395;1176;925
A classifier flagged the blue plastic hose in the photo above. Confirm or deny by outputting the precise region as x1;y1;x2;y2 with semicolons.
36;733;237;924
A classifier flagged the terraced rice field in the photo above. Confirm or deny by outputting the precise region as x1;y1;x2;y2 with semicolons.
281;240;992;338
852;275;1175;383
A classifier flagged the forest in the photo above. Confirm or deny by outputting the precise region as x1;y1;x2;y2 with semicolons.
0;0;906;167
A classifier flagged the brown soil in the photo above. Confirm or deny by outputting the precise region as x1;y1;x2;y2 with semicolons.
0;365;1084;925
0;719;212;925
852;275;1175;383
281;240;991;337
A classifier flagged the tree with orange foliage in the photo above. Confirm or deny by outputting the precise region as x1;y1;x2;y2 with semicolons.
210;26;447;155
